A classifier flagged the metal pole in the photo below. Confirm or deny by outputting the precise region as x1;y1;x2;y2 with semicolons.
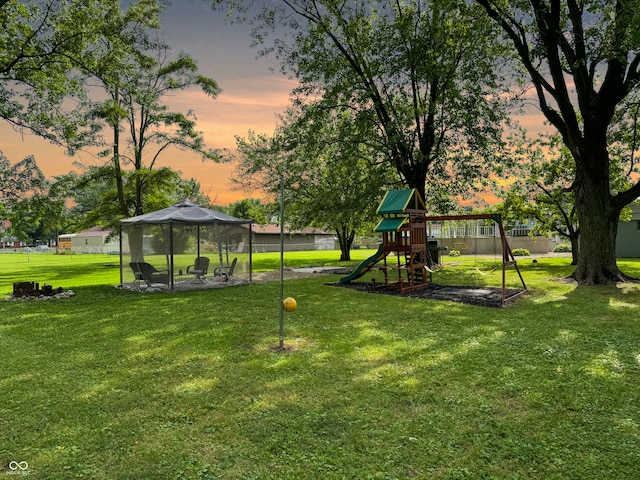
279;175;285;349
249;223;253;282
119;224;123;286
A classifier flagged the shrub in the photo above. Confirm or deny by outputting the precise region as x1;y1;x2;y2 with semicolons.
554;243;572;253
512;248;531;256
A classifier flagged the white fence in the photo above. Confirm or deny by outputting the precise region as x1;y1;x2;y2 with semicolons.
426;223;533;239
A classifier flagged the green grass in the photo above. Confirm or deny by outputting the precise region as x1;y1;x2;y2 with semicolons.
1;251;640;479
0;250;371;296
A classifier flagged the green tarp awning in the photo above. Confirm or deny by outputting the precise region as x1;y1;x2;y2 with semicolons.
374;217;407;232
376;189;426;215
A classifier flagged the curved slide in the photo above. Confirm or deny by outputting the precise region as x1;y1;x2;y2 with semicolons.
339;244;387;284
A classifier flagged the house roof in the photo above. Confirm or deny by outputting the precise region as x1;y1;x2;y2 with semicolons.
76;226;112;237
119;200;251;226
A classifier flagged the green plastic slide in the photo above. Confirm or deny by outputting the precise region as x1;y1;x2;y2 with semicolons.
339;244;386;284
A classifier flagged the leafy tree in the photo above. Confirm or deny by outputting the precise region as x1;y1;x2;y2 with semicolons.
476;0;640;285
70;0;221;222
498;117;639;267
227;198;269;224
496;134;580;265
5;0;219;234
5;194;64;245
0;153;66;245
0;153;47;222
216;0;512;208
1;1;100;150
0;156;69;250
235;105;391;260
52;165;211;233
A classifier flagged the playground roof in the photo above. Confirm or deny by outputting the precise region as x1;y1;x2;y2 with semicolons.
374;217;407;232
376;189;426;215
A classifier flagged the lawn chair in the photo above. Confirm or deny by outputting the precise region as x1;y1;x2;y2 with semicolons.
214;257;237;281
186;256;210;281
130;262;170;287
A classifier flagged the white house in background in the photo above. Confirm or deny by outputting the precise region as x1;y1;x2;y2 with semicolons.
616;202;640;258
0;220;27;249
249;224;336;252
67;227;119;254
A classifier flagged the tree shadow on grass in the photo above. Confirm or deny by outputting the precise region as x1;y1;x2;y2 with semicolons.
2;280;640;478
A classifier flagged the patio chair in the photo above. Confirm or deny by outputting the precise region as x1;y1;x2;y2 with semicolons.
130;262;170;287
214;257;237;281
186;256;210;281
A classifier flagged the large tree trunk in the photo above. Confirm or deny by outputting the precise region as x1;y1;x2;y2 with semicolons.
336;226;355;261
569;234;579;266
571;163;626;285
394;157;428;206
410;178;427;210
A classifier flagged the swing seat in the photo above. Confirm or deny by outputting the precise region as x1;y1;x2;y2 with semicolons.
473;267;497;276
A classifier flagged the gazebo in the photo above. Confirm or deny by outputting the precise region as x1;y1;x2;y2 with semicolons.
118;200;253;290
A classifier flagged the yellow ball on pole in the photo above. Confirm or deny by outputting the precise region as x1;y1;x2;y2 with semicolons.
283;297;297;313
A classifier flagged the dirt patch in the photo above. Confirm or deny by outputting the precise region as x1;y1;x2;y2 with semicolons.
252;267;350;282
252;268;526;307
330;281;526;308
252;269;326;282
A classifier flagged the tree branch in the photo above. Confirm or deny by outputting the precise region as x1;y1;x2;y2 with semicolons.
476;0;569;141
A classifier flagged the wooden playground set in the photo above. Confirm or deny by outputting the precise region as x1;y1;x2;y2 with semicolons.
339;189;528;306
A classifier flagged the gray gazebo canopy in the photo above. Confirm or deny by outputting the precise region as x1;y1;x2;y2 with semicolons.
119;200;253;289
120;200;250;226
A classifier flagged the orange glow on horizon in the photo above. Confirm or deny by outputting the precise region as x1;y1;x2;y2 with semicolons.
0;80;294;206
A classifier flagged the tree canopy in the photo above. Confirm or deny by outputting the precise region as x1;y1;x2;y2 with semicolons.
0;152;59;244
218;0;513;208
477;0;640;285
235;104;391;260
496;133;581;264
1;1;221;236
64;1;221;223
0;0;96;149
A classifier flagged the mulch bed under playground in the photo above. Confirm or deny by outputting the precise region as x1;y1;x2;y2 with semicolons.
330;281;525;308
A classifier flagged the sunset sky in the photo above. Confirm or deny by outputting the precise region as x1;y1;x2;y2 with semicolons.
0;1;549;207
0;1;294;206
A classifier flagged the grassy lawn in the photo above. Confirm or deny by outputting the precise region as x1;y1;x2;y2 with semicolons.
1;251;639;479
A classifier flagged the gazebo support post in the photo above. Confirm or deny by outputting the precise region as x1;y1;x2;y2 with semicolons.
197;226;201;258
170;223;175;290
215;222;224;272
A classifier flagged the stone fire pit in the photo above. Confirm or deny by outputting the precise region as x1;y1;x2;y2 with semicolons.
8;281;76;301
